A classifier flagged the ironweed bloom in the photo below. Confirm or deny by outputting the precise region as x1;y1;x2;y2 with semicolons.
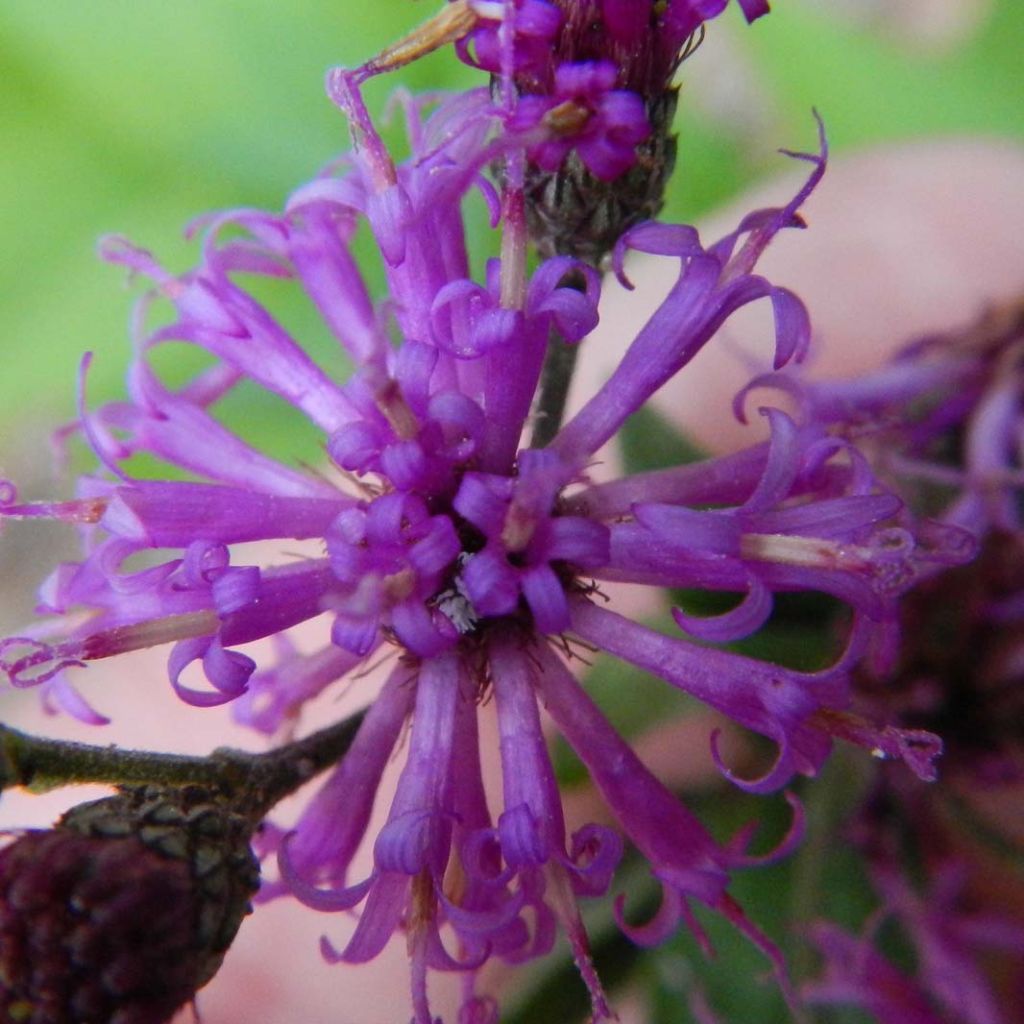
0;4;971;1021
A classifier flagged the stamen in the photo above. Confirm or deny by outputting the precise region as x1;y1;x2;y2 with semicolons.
740;532;858;571
383;568;418;602
79;612;222;660
500;500;536;552
0;497;108;525
543;100;591;137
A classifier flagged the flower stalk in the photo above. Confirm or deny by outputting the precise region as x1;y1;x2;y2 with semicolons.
0;709;366;818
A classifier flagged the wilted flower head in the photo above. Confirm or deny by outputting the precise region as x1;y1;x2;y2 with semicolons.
0;785;260;1024
0;7;972;1021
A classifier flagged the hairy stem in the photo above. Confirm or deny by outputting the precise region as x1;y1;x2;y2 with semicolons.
0;725;223;794
0;710;366;819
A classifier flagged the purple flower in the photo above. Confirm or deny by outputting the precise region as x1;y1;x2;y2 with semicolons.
0;31;959;1024
460;0;767;183
508;61;651;181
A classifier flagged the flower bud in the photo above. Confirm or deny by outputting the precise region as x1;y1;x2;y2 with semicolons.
0;785;260;1024
512;0;769;263
519;1;684;263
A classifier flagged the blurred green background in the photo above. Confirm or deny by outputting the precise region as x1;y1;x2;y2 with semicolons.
2;0;1022;440
1;3;1023;1021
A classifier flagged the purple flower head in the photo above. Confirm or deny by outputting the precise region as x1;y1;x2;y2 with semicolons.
453;0;772;263
0;29;952;1024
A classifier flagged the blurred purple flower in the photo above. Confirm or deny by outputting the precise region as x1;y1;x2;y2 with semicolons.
806;836;1024;1024
790;297;1024;1024
747;298;1024;537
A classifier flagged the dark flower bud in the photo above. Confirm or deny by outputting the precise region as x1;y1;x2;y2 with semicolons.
0;784;260;1024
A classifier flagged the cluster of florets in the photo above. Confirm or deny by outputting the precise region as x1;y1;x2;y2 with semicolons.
0;3;1003;1022
461;0;770;259
463;0;769;94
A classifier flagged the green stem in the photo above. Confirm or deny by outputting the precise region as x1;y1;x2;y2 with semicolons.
531;330;580;450
0;724;222;793
0;710;366;819
217;712;367;818
529;258;594;451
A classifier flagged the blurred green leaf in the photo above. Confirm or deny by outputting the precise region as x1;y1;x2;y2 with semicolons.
620;405;707;474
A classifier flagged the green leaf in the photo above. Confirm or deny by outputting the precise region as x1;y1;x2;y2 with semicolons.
620;405;707;475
